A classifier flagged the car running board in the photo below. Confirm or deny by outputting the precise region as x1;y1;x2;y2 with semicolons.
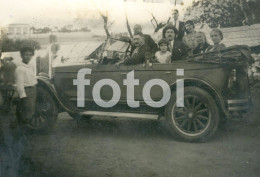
80;111;158;120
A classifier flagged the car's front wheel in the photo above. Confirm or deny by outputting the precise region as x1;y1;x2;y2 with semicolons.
165;86;219;142
26;87;58;131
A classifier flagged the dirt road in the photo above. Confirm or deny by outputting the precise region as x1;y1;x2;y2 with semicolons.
23;113;260;177
1;87;260;177
23;89;260;177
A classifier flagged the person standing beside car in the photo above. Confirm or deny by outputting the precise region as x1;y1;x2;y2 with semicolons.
15;47;37;128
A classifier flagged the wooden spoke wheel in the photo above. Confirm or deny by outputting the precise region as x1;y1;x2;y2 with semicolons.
165;87;219;141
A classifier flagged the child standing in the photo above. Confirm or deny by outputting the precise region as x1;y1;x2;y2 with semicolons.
15;47;37;127
155;38;172;64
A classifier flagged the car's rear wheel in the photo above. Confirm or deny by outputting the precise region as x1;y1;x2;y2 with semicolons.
165;86;219;142
26;87;58;131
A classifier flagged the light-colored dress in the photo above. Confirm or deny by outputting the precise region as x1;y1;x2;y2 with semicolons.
155;51;172;63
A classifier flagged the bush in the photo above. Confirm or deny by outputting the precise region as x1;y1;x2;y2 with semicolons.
0;37;41;52
185;0;245;28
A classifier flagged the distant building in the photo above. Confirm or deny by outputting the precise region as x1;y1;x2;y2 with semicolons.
6;24;31;36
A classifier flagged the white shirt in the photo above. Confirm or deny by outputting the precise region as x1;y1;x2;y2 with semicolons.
155;51;172;63
169;40;174;52
174;19;180;31
170;18;180;30
15;62;37;98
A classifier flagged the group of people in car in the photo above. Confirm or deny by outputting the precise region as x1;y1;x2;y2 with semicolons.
118;9;226;65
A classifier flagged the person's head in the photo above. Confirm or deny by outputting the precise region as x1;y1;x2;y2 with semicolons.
162;25;178;41
158;38;169;52
196;31;207;45
133;32;145;47
49;34;57;43
210;28;223;45
184;20;195;33
20;47;34;64
172;9;179;21
133;24;142;34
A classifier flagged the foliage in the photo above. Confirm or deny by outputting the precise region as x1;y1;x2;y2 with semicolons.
185;0;245;28
0;36;41;52
59;26;72;33
31;27;52;34
41;27;52;33
80;26;91;32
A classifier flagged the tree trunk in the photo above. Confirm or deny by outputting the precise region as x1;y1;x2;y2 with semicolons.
239;0;254;25
103;21;111;37
124;0;133;37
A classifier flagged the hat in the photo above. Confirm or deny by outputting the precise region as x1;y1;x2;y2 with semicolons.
162;25;178;38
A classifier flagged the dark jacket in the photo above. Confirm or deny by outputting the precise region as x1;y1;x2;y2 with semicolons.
131;34;157;54
123;44;150;65
206;43;226;52
176;21;185;41
193;43;211;55
171;40;188;61
144;34;158;53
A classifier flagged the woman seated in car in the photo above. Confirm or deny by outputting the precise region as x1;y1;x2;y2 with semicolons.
193;31;211;55
182;20;198;56
206;28;226;52
155;38;172;63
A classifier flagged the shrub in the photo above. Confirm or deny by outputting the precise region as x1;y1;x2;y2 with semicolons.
0;37;41;52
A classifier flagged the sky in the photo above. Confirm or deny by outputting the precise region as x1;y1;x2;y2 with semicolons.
0;0;193;31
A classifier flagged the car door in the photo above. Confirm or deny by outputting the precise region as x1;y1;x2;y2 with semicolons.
53;62;87;111
84;38;131;109
84;63;128;103
119;63;179;103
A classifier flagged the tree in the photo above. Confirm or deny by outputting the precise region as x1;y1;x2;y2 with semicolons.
59;26;71;33
184;0;246;28
124;0;133;37
92;0;115;37
236;0;260;25
148;11;171;33
80;26;91;32
66;25;73;31
41;27;52;33
97;9;114;37
0;37;41;52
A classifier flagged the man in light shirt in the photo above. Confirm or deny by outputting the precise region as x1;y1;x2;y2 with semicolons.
15;47;37;126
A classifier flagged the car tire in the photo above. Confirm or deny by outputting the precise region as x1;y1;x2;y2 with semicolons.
26;87;58;131
165;86;219;142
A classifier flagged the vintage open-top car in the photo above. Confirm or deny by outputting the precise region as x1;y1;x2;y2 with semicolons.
31;38;253;141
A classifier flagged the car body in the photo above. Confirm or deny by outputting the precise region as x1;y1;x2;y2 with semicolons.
35;38;252;141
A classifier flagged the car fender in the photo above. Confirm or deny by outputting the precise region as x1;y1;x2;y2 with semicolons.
169;78;230;119
37;76;77;113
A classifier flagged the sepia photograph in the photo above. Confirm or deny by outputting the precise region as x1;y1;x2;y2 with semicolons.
0;0;260;176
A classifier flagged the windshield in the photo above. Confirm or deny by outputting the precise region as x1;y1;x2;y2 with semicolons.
102;38;130;60
53;41;104;65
